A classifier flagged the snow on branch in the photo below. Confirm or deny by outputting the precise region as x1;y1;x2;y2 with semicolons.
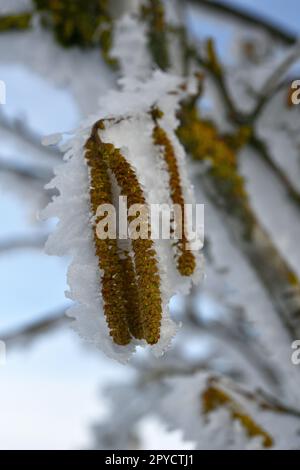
160;372;300;449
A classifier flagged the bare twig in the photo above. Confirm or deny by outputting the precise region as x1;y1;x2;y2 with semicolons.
187;0;298;45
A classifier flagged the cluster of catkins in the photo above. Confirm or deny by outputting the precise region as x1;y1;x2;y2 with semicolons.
43;72;203;362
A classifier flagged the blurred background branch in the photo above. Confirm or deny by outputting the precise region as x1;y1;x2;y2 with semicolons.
1;0;300;450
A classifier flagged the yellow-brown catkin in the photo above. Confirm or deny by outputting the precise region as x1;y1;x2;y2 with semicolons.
152;110;196;277
119;251;144;340
86;120;163;345
202;385;273;448
85;123;131;346
106;142;163;345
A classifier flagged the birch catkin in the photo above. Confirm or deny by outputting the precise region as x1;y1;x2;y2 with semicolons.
152;108;196;277
86;120;163;346
85;123;132;345
44;73;203;359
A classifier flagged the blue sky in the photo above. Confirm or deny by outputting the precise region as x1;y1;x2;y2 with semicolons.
227;0;300;33
189;0;300;62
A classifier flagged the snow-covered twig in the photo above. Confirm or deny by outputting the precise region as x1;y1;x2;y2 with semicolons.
198;172;300;341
